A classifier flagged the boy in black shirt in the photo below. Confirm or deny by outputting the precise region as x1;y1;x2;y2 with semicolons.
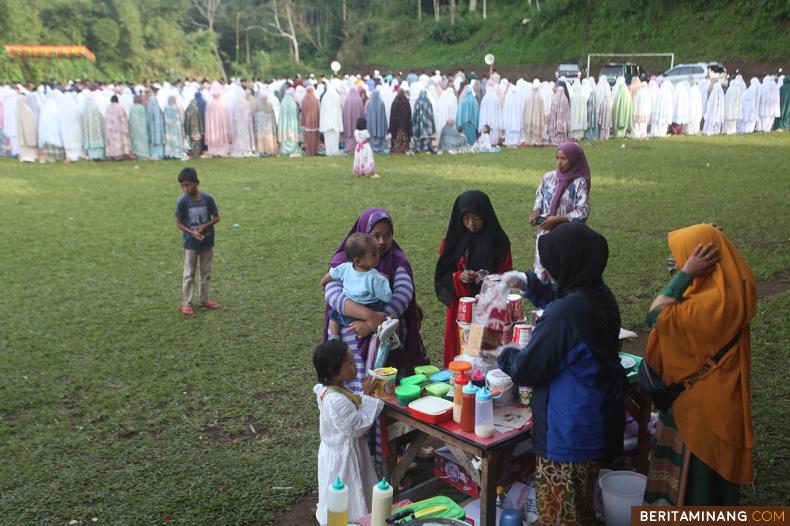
175;168;221;315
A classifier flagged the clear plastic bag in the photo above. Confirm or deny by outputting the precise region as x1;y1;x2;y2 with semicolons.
469;274;510;351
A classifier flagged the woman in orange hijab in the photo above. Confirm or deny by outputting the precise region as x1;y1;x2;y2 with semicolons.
643;224;756;505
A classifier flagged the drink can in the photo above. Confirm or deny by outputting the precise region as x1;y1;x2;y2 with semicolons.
457;321;472;354
507;293;524;323
528;309;543;326
457;297;476;323
511;324;532;348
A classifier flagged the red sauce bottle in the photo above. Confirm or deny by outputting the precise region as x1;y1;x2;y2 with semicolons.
461;384;478;433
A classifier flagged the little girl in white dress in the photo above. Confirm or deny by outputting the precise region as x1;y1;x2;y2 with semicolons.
352;117;378;178
313;340;383;525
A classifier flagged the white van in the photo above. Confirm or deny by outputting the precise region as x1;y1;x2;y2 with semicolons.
657;62;728;86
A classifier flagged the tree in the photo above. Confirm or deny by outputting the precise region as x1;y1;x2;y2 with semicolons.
192;0;227;80
450;0;456;25
255;0;300;63
433;0;440;21
469;0;476;12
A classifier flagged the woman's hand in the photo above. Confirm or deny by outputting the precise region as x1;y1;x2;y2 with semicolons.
539;215;567;231
681;243;721;278
502;270;527;289
529;210;541;226
348;320;373;338
460;270;478;284
348;310;385;337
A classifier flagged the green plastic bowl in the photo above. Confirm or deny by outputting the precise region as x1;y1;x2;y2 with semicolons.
414;365;440;378
395;383;422;405
400;374;427;388
425;382;452;398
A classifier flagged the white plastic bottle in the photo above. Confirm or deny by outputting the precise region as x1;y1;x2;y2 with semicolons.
370;477;393;526
326;476;348;526
474;387;495;438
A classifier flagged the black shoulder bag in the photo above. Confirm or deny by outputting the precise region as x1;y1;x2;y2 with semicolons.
637;329;742;412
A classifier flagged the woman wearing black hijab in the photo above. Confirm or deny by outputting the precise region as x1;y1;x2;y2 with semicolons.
388;88;412;154
435;190;512;367
498;223;625;525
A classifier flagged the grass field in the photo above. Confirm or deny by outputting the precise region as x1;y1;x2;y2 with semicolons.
2;134;789;524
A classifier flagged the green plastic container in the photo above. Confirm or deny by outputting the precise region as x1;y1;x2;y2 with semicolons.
425;382;452;398
414;365;440;378
392;495;466;521
400;373;428;388
619;351;643;383
395;383;422;405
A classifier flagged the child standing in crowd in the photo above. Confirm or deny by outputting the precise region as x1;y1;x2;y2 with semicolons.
175;167;221;315
320;233;392;339
352;117;378;178
313;340;383;525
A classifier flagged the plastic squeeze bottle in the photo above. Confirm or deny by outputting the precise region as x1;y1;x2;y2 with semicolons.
461;383;478;433
453;373;469;424
370;477;393;526
475;387;495;438
326;476;348;526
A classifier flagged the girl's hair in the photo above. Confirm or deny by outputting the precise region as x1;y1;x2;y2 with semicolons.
356;117;367;131
313;340;349;384
483;124;491;133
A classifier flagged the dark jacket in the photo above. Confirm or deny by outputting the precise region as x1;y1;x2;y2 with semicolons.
499;271;625;462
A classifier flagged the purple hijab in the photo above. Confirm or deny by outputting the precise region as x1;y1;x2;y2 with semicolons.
549;142;591;216
324;208;427;375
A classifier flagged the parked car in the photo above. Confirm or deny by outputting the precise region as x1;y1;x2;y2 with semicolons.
555;63;583;80
657;62;728;86
598;63;648;86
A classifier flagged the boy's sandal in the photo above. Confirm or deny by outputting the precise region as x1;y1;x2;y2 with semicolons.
200;300;222;309
180;306;195;315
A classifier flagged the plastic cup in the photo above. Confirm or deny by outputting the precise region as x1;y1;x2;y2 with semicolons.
372;367;397;398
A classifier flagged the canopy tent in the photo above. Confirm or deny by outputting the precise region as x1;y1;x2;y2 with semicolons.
5;45;96;61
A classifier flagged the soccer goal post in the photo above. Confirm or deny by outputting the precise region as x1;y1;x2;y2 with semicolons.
586;53;675;76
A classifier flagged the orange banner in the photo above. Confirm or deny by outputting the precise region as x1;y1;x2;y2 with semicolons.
4;45;96;61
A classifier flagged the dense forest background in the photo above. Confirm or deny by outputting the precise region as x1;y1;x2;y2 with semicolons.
1;0;788;83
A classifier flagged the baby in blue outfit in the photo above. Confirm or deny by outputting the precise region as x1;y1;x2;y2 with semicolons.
320;232;393;340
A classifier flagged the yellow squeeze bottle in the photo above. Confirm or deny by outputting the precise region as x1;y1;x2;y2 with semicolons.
326;476;348;526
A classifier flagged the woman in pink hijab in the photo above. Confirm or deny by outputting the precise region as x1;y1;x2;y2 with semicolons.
205;81;231;157
529;142;591;281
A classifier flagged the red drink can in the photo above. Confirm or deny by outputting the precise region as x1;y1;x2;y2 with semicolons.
507;294;524;323
511;324;532;348
457;297;476;323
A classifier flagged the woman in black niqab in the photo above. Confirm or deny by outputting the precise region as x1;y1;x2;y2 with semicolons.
435;190;512;366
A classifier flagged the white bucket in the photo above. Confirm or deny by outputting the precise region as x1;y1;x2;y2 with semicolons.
485;368;514;406
598;471;646;526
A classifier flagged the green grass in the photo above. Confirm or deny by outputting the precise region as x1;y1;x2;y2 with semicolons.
1;133;789;524
364;1;790;70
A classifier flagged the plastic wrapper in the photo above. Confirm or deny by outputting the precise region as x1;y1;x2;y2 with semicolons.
467;274;511;353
